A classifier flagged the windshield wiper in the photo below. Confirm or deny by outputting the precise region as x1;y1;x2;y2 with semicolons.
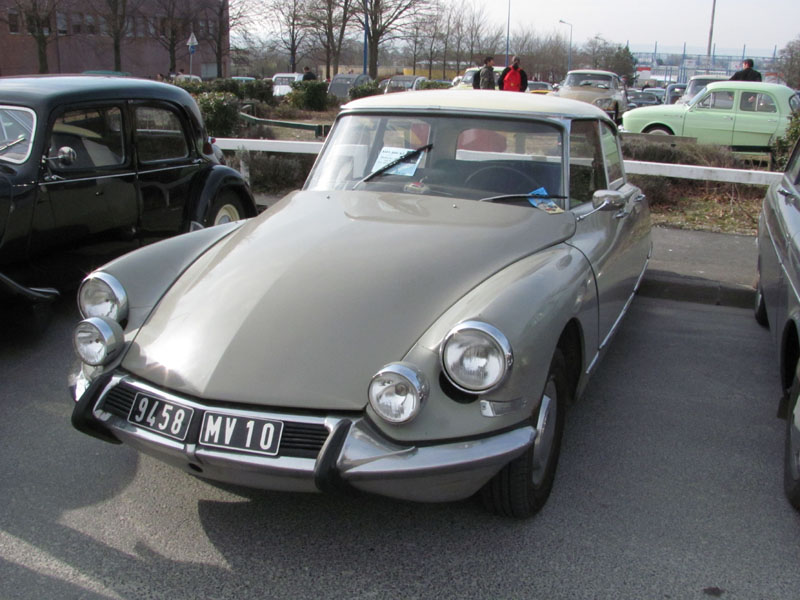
0;135;26;154
479;193;567;203
354;143;433;188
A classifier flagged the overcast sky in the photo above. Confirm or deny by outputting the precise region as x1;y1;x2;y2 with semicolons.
483;0;797;58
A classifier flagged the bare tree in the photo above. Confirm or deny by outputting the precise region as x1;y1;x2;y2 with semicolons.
197;0;256;78
779;35;800;88
358;0;429;79
265;0;309;72
3;0;66;73
304;0;354;79
86;0;145;72
146;0;198;73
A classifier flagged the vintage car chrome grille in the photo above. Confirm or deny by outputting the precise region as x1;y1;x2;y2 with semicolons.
100;381;330;459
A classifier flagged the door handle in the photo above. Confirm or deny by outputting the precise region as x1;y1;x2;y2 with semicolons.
633;193;646;203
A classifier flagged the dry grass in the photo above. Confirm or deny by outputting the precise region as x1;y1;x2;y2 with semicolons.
650;192;762;236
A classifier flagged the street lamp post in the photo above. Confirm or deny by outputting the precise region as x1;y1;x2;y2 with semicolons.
559;19;572;72
505;0;511;67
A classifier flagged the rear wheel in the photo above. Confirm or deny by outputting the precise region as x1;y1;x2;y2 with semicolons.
481;349;569;518
644;125;673;135
206;191;244;227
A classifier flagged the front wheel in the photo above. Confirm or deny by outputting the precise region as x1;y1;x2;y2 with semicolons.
481;349;569;518
785;374;800;510
206;191;244;227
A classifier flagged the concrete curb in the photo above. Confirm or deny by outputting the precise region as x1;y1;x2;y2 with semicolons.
639;269;755;309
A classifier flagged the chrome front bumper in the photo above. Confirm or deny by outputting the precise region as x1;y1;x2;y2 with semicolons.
72;373;535;503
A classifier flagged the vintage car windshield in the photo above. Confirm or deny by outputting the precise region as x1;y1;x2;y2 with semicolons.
0;106;36;164
564;73;612;88
306;113;564;201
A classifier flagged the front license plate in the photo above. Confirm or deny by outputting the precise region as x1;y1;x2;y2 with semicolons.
128;393;194;441
199;412;284;457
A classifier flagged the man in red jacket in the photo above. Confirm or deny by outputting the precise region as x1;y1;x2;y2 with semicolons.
498;56;528;92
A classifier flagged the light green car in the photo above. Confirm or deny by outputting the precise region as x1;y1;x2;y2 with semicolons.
621;81;800;150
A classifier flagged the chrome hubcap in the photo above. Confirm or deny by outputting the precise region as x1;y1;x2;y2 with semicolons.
214;204;240;225
531;378;557;487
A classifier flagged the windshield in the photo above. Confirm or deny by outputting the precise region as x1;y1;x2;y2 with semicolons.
274;76;295;86
564;73;612;88
0;106;36;164
306;113;565;201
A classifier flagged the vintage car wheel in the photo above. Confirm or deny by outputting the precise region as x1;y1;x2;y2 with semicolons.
754;282;768;327
785;374;800;510
481;349;568;518
207;191;244;226
643;125;673;135
464;166;539;194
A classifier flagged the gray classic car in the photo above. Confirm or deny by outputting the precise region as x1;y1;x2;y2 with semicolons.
70;90;651;518
755;137;800;509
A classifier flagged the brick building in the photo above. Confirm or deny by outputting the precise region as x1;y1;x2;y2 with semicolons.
0;0;229;79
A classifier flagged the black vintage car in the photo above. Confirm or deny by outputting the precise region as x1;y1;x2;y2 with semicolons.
0;76;256;302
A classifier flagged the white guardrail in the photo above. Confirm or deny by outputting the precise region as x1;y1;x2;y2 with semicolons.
214;138;784;187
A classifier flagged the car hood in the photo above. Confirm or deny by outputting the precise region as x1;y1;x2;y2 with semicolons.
122;190;576;411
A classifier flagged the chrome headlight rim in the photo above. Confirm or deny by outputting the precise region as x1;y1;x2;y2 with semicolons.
440;320;513;394
368;363;429;424
78;272;129;322
72;316;125;366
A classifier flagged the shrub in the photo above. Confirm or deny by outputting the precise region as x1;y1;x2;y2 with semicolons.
195;92;241;137
286;81;329;111
210;78;243;98
242;79;274;104
418;80;452;90
172;79;205;96
246;152;317;193
349;81;381;100
772;112;800;171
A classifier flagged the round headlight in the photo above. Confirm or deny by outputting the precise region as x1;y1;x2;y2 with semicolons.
78;273;128;322
73;317;125;366
441;321;512;393
368;364;428;424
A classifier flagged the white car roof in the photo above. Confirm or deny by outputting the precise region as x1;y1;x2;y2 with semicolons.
343;89;612;120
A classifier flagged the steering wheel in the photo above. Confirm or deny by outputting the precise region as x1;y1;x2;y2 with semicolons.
464;165;541;195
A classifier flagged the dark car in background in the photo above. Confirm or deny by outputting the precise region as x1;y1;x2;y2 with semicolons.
328;73;372;101
0;76;257;303
627;89;662;108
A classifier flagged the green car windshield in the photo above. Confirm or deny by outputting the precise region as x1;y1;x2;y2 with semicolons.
0;106;36;164
306;113;565;202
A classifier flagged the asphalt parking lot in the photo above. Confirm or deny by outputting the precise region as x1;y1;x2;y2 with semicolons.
2;227;800;599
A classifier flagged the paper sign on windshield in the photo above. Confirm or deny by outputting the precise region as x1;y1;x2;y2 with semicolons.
371;146;424;177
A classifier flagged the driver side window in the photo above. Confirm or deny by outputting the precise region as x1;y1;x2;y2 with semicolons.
569;120;607;206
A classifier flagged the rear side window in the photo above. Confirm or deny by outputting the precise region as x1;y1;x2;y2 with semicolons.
739;92;777;113
48;106;125;169
135;105;189;162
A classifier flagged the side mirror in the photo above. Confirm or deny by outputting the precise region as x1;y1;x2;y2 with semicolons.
592;190;626;211
44;146;77;167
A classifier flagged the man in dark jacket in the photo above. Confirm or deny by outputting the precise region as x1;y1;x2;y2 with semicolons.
472;56;496;90
498;56;529;92
302;66;317;81
730;59;762;82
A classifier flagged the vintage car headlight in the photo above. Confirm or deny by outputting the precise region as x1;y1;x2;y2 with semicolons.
593;97;615;110
73;317;125;366
78;272;128;322
368;364;428;424
441;321;513;393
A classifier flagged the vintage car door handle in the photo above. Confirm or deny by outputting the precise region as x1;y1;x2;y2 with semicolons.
633;193;646;203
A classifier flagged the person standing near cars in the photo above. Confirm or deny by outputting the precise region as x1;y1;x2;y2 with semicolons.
473;56;496;90
498;56;528;92
730;59;762;82
302;66;317;81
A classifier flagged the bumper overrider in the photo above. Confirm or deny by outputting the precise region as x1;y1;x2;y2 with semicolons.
71;371;535;502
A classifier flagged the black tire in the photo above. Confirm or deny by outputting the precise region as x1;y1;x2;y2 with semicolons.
643;125;673;135
205;191;244;227
481;349;569;518
785;374;800;510
754;282;768;327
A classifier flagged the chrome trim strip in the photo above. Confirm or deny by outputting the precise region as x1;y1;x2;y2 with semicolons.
39;170;136;186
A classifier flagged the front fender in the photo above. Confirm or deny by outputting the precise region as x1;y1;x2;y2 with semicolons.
88;221;244;336
186;165;257;227
365;243;598;444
